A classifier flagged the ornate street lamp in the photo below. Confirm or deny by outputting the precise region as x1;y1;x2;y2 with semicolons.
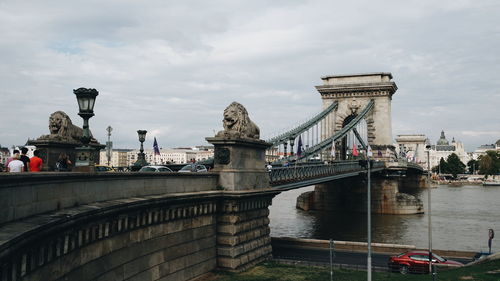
75;88;98;145
134;130;148;168
74;88;98;172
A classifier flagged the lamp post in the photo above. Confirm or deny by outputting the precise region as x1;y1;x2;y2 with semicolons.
426;143;435;280
74;88;98;172
134;130;148;168
366;146;372;281
106;126;113;167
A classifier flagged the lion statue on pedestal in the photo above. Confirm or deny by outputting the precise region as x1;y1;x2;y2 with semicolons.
39;111;93;143
216;102;260;139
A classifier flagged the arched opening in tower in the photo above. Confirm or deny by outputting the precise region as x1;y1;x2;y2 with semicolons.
340;114;357;160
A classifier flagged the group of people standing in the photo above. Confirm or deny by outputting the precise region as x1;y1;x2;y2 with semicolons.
4;149;71;173
5;147;43;172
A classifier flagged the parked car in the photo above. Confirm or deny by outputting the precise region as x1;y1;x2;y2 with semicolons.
94;165;115;172
178;164;208;173
388;251;463;274
138;165;173;172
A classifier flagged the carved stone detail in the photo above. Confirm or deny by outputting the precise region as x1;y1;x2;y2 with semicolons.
216;102;260;139
37;111;97;144
214;148;230;165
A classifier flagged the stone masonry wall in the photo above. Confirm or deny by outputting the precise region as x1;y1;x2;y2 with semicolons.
308;175;423;214
216;194;276;272
1;199;219;281
0;173;218;224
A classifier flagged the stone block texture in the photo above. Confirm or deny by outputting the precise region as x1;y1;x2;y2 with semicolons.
1;200;218;281
216;195;275;272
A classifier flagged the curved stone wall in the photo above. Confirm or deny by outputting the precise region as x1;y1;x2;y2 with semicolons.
0;173;218;224
0;194;219;281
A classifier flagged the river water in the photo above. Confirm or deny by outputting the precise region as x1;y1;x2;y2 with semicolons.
269;184;499;252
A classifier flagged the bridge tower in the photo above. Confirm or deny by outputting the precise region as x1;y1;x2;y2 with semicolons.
315;72;397;158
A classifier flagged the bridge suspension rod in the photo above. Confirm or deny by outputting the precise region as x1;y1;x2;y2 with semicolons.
288;99;374;161
266;101;338;146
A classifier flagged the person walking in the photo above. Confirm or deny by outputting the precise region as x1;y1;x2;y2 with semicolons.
29;150;43;172
20;147;30;172
56;152;72;171
7;154;24;172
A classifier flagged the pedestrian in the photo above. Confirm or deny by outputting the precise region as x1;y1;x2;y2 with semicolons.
266;162;272;172
56;152;72;171
4;149;20;171
7;154;24;173
20;147;30;172
30;150;43;172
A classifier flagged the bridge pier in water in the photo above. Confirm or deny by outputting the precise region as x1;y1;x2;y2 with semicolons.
297;173;424;214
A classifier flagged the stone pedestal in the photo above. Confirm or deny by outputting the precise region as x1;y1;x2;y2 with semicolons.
206;137;271;191
27;139;104;171
206;136;279;272
27;139;78;171
216;191;278;272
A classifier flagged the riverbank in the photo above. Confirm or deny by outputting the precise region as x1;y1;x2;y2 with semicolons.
201;258;500;281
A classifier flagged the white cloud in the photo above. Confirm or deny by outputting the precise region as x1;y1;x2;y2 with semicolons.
0;0;499;152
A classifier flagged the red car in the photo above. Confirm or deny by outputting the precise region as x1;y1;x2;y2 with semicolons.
388;251;464;274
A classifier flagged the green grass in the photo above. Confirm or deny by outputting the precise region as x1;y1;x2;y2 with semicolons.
211;259;500;281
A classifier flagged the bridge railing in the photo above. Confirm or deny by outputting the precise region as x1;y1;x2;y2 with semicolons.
269;160;385;187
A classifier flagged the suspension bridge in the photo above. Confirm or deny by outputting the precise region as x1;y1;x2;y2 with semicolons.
262;73;424;194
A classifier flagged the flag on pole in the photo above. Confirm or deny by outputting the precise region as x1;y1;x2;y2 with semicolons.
367;145;373;157
330;140;336;160
296;135;304;157
352;142;359;157
153;137;161;156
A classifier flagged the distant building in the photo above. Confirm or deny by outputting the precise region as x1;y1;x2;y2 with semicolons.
126;147;214;166
99;149;133;167
471;139;500;160
395;131;469;171
428;131;469;171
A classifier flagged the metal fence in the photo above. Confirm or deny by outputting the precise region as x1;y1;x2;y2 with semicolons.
269;161;385;187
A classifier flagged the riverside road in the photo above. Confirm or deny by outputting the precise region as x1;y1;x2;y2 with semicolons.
271;240;472;270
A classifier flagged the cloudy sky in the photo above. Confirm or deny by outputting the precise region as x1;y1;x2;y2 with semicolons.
1;0;498;152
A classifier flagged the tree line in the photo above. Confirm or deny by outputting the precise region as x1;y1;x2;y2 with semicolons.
432;150;500;178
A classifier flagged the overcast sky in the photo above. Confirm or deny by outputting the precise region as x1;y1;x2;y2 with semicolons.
1;0;498;152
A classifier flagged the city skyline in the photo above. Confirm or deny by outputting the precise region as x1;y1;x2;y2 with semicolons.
1;1;499;152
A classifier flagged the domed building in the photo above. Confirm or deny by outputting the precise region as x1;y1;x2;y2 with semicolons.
427;131;469;172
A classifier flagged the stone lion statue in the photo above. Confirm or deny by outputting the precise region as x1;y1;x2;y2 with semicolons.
216;102;260;139
40;111;93;143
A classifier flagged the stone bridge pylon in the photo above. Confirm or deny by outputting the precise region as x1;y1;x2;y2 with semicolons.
316;72;397;156
298;73;424;215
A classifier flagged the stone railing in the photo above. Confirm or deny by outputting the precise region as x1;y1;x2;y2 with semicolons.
0;172;218;224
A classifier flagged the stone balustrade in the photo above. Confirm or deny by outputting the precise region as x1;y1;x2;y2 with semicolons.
0;172;218;224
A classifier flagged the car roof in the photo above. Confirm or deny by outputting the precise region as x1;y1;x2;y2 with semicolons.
143;165;167;168
405;251;430;255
